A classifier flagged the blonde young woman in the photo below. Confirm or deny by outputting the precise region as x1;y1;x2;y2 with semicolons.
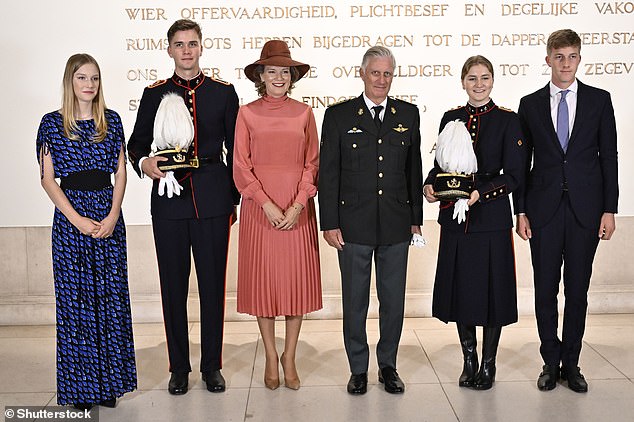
37;54;136;409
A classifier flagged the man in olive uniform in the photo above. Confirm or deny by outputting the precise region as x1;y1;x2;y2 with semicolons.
319;46;423;395
127;19;240;395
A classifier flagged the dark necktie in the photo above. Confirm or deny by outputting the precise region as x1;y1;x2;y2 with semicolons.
372;105;383;128
556;90;570;152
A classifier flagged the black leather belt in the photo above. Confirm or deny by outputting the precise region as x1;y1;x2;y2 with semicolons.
60;170;111;191
190;155;222;168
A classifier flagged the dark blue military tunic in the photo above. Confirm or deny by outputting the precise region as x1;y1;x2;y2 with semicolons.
425;100;526;326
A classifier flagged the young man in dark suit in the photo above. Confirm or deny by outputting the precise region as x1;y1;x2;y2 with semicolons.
319;46;423;395
128;19;240;395
515;29;619;393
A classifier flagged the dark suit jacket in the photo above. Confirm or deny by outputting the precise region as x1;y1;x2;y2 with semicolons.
319;95;423;245
516;80;618;229
424;102;526;232
128;73;240;219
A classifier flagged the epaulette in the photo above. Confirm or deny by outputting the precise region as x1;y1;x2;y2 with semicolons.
147;79;167;89
498;105;515;112
449;105;464;111
330;98;353;107
210;77;231;86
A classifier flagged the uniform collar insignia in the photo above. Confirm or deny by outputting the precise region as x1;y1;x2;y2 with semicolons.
391;106;396;114
358;108;364;116
466;99;495;115
172;71;204;89
393;124;408;133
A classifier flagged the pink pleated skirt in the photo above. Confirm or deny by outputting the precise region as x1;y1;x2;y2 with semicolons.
236;198;322;317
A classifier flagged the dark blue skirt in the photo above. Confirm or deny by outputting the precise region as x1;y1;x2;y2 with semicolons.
432;227;518;327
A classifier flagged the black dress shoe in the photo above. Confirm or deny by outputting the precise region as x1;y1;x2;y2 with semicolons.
347;373;368;395
168;372;189;395
99;398;116;408
378;367;405;394
73;403;94;411
561;366;588;393
537;364;560;391
202;369;226;393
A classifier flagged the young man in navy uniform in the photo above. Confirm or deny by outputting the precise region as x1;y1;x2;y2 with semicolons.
319;46;423;395
516;29;619;393
128;19;240;395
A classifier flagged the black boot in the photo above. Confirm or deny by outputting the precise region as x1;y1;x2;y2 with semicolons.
473;326;502;390
456;323;478;388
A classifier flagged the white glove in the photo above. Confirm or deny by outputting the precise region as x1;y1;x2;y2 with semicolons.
157;171;183;198
410;233;428;248
453;198;469;224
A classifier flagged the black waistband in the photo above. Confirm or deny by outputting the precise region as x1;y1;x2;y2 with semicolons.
196;155;222;166
475;172;500;182
60;170;111;191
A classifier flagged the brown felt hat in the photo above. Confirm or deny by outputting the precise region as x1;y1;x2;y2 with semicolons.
244;40;310;83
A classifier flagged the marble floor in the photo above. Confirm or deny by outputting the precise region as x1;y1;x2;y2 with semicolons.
1;314;633;422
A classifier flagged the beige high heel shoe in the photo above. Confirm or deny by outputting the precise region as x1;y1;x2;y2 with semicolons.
280;352;300;390
264;355;280;390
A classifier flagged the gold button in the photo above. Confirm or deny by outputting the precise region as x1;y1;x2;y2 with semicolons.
493;192;497;196
341;200;345;205
378;139;383;144
379;156;384;161
471;132;476;136
486;195;490;198
379;172;383;178
517;140;523;146
470;115;474;118
352;143;357;148
499;189;503;193
401;141;405;145
189;107;194;112
189;99;193;103
378;190;383;195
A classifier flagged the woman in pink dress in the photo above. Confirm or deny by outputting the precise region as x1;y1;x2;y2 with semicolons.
234;41;322;390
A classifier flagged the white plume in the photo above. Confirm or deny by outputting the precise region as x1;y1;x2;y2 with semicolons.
152;92;194;151
435;120;478;174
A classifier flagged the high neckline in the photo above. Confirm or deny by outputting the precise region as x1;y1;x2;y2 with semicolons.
172;71;204;88
466;99;496;115
262;94;288;104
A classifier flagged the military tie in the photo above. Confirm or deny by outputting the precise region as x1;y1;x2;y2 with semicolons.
556;90;570;152
372;105;383;128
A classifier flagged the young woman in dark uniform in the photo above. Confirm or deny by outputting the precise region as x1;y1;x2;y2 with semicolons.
423;55;526;390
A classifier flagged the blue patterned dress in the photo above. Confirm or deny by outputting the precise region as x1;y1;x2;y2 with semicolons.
36;110;137;405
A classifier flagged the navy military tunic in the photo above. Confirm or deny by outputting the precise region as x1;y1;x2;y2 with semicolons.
425;100;526;326
128;73;240;219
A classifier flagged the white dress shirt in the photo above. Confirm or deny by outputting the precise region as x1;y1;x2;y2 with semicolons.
363;93;387;122
549;79;578;138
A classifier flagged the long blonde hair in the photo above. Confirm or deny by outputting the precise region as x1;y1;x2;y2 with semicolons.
61;53;107;142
